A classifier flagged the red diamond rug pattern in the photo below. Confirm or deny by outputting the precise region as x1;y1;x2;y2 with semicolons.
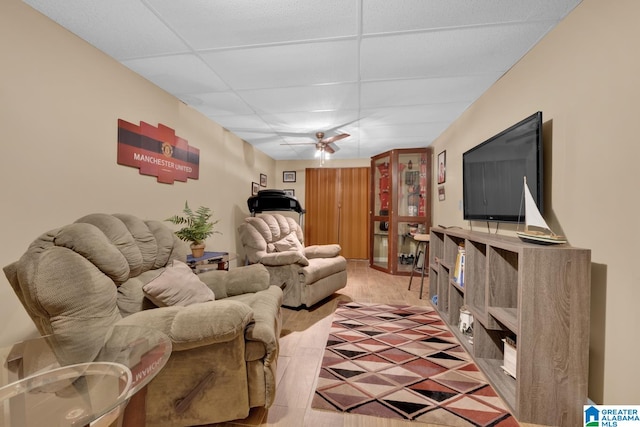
311;302;520;426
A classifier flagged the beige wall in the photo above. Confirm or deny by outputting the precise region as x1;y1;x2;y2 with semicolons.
0;0;277;345
431;0;640;403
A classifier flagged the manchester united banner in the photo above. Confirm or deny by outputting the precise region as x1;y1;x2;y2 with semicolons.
117;119;200;184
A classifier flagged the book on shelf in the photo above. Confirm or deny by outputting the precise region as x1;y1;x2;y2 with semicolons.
453;244;465;287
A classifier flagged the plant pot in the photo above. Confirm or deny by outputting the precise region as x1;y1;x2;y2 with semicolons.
190;243;206;258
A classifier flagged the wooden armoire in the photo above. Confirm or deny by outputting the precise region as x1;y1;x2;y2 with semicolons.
304;167;370;259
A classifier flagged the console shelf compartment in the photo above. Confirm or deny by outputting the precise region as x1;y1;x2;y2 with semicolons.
429;227;591;427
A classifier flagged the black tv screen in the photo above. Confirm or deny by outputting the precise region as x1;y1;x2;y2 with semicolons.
463;111;543;223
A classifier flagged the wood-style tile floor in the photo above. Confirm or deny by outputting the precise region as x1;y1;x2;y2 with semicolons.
211;260;540;427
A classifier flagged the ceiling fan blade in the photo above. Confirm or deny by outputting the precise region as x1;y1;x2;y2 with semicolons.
321;133;350;144
276;131;316;138
280;142;315;146
325;117;361;134
324;144;336;154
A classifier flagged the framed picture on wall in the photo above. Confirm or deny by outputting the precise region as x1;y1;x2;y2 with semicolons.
283;189;295;197
437;150;446;184
260;173;267;187
251;182;260;195
283;171;296;183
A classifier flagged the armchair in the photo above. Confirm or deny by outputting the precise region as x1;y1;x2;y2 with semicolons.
238;213;347;308
3;213;283;427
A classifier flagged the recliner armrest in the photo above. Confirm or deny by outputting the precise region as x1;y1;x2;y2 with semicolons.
259;251;309;266
115;300;254;351
304;244;342;259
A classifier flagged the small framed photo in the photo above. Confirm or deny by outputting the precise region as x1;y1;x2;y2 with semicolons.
251;182;260;196
438;185;446;201
437;150;446;184
283;189;295;197
283;171;296;183
260;173;267;187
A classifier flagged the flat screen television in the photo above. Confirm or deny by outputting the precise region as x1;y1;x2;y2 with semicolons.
462;111;543;223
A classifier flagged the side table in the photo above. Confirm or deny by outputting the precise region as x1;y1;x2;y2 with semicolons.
0;361;132;426
1;325;171;427
187;251;237;273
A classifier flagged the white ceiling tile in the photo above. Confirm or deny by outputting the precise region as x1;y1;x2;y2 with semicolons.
361;22;557;80
362;0;581;34
23;0;189;60
213;115;272;132
122;54;228;94
23;0;582;160
361;104;467;126
147;0;358;49
257;110;361;135
361;75;500;108
200;40;358;90
237;83;359;114
185;92;254;117
361;122;448;140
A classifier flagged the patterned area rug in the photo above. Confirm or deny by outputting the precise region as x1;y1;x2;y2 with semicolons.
311;302;519;426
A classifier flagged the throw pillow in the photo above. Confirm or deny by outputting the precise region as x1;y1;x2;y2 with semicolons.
273;233;304;252
143;260;215;307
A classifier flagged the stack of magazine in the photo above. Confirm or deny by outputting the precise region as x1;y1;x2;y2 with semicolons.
453;243;465;287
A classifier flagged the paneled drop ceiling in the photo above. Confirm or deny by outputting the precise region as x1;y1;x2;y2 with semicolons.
23;0;581;160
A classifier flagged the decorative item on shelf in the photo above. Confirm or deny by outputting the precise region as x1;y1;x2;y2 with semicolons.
379;209;389;231
501;337;517;378
453;243;465;287
516;177;567;245
377;161;390;211
458;305;474;342
405;160;420;216
166;201;220;258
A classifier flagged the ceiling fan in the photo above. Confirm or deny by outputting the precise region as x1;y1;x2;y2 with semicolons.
281;131;350;153
281;131;350;165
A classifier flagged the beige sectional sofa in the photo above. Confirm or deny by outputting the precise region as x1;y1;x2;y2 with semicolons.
3;213;283;426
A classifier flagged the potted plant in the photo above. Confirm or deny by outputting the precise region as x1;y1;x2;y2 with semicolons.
166;202;220;258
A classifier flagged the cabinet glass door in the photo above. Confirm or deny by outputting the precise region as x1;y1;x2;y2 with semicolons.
372;154;391;270
395;152;429;273
396;152;429;219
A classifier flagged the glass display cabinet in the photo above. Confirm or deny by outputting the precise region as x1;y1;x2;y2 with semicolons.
370;148;432;275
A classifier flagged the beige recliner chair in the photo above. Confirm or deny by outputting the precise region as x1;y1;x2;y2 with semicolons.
238;213;347;308
3;213;283;427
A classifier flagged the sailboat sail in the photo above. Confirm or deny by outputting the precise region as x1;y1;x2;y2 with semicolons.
517;176;566;244
522;177;549;231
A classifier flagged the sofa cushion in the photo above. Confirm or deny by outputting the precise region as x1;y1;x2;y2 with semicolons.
143;260;215;307
273;233;304;252
302;256;348;284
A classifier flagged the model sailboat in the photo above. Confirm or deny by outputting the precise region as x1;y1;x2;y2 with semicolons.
516;177;567;244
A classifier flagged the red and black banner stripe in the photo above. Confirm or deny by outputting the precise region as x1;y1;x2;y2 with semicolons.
117;119;200;184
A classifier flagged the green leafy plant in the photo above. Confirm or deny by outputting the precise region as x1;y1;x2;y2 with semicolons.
165;202;220;245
